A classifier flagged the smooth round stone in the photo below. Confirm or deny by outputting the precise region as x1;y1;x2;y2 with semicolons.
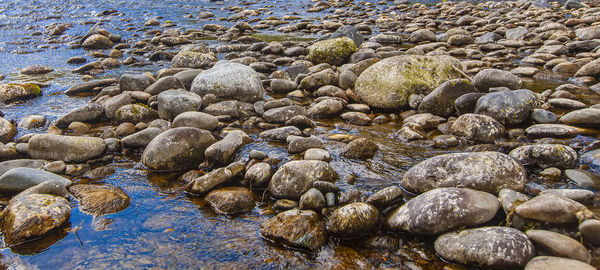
304;148;331;161
515;194;588;223
19;115;46;129
299;188;326;211
259;209;327;252
273;199;298;211
172;111;218;131
191;61;264;103
205;187;255;215
474;89;538;125
157;90;202;120
579;219;600;246
0;167;71;193
540;189;595;202
340;112;371;126
244;162;272;188
268;160;337;200
435;227;534;268
0;159;47;176
525;124;595;138
548;98;587;110
248;150;267;160
327;202;379;238
508;144;577;169
530;109;558;124
450;113;505;143
342;137;379;159
471;68;522;92
141;127;216;171
524;256;595;270
526;229;591;263
559;108;600;126
565;169;600;188
366;186;404;208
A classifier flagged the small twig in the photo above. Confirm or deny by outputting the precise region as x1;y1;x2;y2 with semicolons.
452;65;472;82
70;220;84;246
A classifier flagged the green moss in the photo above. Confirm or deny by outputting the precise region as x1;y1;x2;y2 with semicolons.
309;37;357;66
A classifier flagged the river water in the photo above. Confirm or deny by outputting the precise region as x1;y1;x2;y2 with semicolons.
0;0;598;269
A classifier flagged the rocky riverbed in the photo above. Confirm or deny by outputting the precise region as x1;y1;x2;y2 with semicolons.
0;0;600;268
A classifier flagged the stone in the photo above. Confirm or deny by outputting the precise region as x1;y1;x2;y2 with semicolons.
28;134;106;163
515;194;587;223
0;83;42;103
329;25;364;48
115;104;156;123
55;103;104;127
65;79;118;96
20;65;53;75
191;61;264;103
268;160;337;200
141;127;216;171
157;90;202;120
387;187;499;235
549;98;587;110
559;108;600;126
579;219;600;246
122;127;162;148
171;51;216;69
69;184;130;216
263;105;307;124
0;117;16;144
308;99;344;118
575;26;600;41
530;109;557;124
119;73;154;92
308;37;357;66
342;138;378;159
455;93;485;115
205;187;254;215
435;227;534;268
299;188;326;211
186;162;244;194
411;29;437;43
471;69;522;92
0;167;71;193
203;100;256;119
103;93;132;119
355;55;462;109
366;186;404;208
172;111;218;131
540;189;594;203
0;159;47;176
270;79;297;93
244;162;272;188
450;113;505;143
565;169;600;188
298;69;337;90
475;90;538;125
340;112;371;126
259;126;302;141
525;256;595;270
204;130;251;166
508;144;577;169
288;136;323;154
304;148;330;161
144;76;185;95
327;202;379;238
82;34;113;49
418;79;478;117
259;210;327;252
402;151;527;194
0;193;70;245
526;230;591;263
526;124;596;138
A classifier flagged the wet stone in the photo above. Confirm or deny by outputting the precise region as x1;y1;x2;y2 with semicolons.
327;202;379;238
205;187;254;215
69;184;130;216
259;209;327;252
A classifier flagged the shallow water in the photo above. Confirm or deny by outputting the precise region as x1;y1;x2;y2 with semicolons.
0;0;600;269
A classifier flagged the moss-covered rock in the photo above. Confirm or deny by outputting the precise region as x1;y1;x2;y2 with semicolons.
308;37;357;66
171;51;216;69
355;55;462;110
0;83;42;103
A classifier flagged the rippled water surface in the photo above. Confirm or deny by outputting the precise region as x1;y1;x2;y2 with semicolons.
0;0;599;269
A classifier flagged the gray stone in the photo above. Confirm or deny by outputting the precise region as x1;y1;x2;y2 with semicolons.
186;162;244;194
204;130;251;166
342;137;378;159
525;124;595;138
244;162;272;188
530;109;557;124
119;73;154;92
263;105;308;124
268;160;337;200
329;25;364;48
472;69;522;92
122;127;163;148
259;126;302;141
0;159;47;176
559;108;600;126
103;93;132;119
525;256;595;270
565;169;600;188
526;230;591;263
19;115;46;129
579;219;600;246
259;210;327;252
157;90;202;120
304;148;330;161
55;103;104;127
418;79;478;117
141;127;216;171
308;99;344;118
115;104;157;123
144;76;185;95
508;144;577;169
450;113;505;143
0;167;71;193
172;111;218;131
288;136;323;154
191;61;264;103
299;188;326;211
474;90;538;125
366;186;404;208
540;189;595;202
28;134;106;163
171;51;216;69
515;194;588;223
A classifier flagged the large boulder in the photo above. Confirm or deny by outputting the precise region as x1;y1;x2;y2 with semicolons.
28;134;106;163
355;55;462;109
141;127;216;171
402;151;527;194
308;37;357;66
435;227;535;268
157;90;202;120
191;61;264;103
259;209;327;252
418;79;478;117
450;113;505;143
471;69;522;92
387;187;499;235
69;184;130;216
474;90;538;125
508;144;577;169
0;83;41;103
0;168;71;193
268;160;337;200
515;194;588;223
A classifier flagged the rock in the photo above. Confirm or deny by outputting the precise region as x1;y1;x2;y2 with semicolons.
82;34;113;49
0;159;47;176
366;186;404;208
342;138;378;159
171;51;216;69
103;93;132;119
355;55;462;109
506;27;529;40
28;134;106;163
115;104;156;123
20;65;53;75
530;109;558;124
263;105;307;124
0;193;70;245
205;187;254;215
472;69;522;92
339;70;357;90
65;79;117;95
508;144;577;169
191;61;264;103
525;256;596;270
259;209;327;252
575;26;600;41
55;102;104;127
450;113;505;143
119;73;154;92
435;227;534;268
308;99;344;118
259;126;302;141
579;219;600;246
0;167;71;193
327;202;379;238
0;83;41;103
515;194;587;223
525;124;595;138
157;90;202;120
141;127;216;171
474;90;538;125
205;130;251;166
329;25;364;48
455;93;485;115
559;108;600;126
173;69;202;90
526;230;591;263
565;169;600;188
418;79;478;117
564;0;589;9
0;117;16;144
549;98;587;110
171;111;218;131
270;79;297;93
203;100;256;119
402;151;526;194
299;188;326;211
186;162;244;194
387;187;499;235
268;160;337;200
340;112;371;126
411;29;437;43
540;189;594;202
298;69;338;90
122;127;162;148
144;76;185;95
304;148;330;161
69;184;130;216
244;162;272;188
288;136;323;154
575;59;600;78
308;37;357;66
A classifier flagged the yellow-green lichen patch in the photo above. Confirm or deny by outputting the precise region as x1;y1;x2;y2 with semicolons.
308;37;357;66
